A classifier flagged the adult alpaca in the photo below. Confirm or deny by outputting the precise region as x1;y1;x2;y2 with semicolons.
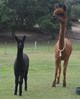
52;4;72;87
14;36;29;96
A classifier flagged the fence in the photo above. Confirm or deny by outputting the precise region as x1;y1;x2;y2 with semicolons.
0;41;80;55
0;41;55;55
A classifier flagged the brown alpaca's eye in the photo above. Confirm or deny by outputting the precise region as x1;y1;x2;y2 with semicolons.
59;13;64;17
56;13;59;16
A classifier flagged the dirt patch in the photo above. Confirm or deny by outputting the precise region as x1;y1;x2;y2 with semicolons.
0;30;52;43
0;22;80;43
68;22;80;44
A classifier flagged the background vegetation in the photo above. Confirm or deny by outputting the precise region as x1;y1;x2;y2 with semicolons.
0;0;80;39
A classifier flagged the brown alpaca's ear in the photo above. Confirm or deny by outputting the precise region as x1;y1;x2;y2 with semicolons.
54;4;59;9
63;4;67;12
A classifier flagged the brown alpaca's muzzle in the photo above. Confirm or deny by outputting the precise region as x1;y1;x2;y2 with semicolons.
51;14;57;22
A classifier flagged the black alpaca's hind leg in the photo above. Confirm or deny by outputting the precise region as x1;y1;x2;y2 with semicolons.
24;73;27;91
19;75;23;96
14;76;19;95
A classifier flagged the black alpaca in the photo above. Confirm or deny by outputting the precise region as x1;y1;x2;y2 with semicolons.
14;36;29;96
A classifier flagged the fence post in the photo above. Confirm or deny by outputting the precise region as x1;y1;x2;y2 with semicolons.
5;41;7;54
34;41;37;52
48;41;50;52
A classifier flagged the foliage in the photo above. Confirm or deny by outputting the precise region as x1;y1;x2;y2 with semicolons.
0;0;79;38
0;1;16;30
71;5;80;21
67;0;80;21
40;16;60;39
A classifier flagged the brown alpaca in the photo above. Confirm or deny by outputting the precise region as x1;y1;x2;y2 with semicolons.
52;4;72;87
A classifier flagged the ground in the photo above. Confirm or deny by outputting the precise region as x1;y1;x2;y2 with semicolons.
69;22;80;43
0;22;80;99
0;44;80;99
0;22;80;43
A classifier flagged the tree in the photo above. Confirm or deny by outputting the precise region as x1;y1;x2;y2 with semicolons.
38;0;72;39
0;0;17;38
71;5;80;21
4;0;46;30
0;0;73;39
67;0;80;21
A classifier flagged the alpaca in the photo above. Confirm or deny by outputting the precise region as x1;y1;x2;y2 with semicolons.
14;36;29;96
52;4;72;87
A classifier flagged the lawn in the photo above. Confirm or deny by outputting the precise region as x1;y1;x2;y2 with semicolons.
0;42;80;99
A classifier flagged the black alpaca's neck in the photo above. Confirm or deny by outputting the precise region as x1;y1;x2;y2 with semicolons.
17;49;23;61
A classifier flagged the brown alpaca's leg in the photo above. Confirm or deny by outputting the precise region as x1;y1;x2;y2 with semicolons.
57;65;61;84
52;60;61;87
63;60;68;87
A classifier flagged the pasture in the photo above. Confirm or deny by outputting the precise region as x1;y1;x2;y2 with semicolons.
0;42;80;99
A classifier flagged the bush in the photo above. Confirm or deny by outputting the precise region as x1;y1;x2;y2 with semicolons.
40;17;59;39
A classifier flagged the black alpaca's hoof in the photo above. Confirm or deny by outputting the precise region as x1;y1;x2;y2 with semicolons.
25;87;27;91
14;93;17;95
25;89;27;91
19;92;22;96
19;94;22;96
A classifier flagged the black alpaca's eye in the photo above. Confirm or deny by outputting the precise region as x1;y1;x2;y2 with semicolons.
59;13;64;17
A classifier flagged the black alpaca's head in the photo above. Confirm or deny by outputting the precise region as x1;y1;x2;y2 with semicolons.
15;36;26;49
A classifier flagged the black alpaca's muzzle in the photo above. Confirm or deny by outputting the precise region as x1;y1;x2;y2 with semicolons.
19;43;23;49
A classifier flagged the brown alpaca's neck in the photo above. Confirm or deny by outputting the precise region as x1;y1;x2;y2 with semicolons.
59;22;66;50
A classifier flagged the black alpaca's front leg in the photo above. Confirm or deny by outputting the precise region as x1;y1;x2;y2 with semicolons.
25;72;27;91
19;75;23;96
25;79;27;91
14;76;19;95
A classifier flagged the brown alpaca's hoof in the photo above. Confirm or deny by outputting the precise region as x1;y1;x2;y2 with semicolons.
52;84;56;87
56;81;59;84
63;84;66;87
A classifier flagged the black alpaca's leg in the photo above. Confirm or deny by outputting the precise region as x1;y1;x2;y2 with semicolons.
14;76;19;95
19;75;23;96
24;72;27;91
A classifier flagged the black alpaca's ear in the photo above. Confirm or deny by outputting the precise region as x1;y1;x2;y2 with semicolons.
15;36;18;42
23;36;26;42
63;4;67;12
54;4;59;9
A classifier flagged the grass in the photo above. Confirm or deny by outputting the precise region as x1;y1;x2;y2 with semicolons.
0;42;80;99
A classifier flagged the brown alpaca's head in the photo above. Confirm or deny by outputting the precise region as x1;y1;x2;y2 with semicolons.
52;4;67;23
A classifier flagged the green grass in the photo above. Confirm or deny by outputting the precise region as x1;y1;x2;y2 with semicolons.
0;42;80;99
